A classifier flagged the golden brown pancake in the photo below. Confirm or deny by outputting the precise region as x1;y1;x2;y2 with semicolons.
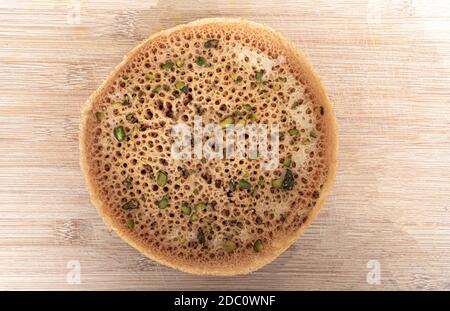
80;18;337;275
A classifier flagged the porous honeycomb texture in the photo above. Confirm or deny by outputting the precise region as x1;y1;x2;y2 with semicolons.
82;21;333;273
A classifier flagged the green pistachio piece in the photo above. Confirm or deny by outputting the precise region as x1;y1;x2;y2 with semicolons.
161;61;174;70
255;70;264;81
180;85;189;94
239;179;251;190
190;212;198;222
145;73;155;81
95;111;103;122
158;195;169;209
113;126;126;142
236;119;246;126
223;240;237;253
253;239;263;252
156;172;168;187
123;178;132;189
243;104;252;112
291;99;304;109
204;39;219;48
152;85;162;93
301;138;311;145
122;199;139;210
127;219;135;229
175;81;185;90
195;202;207;212
284;156;292;168
219;116;234;129
196;56;208;67
288;128;300;136
181;203;191;215
271;178;283;189
282;169;295;191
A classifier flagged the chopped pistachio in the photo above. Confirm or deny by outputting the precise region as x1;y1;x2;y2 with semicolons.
145;73;155;81
122;95;130;106
112;101;122;109
272;178;283;189
122;199;139;210
181;85;189;94
123;178;132;189
219;116;234;129
126;113;138;124
181;203;191;215
239;179;251;190
284;156;292;168
277;131;285;138
195;202;207;212
122;75;128;80
190;212;198;222
257;178;264;187
95;111;103;122
113;126;126;142
158;195;169;209
156;172;168;187
175;81;185;90
251;187;257;197
236;119;246;126
291;99;303;109
126;219;135;229
243;104;252;112
255;70;264;81
201;158;207;164
196;56;208;67
310;131;318;138
175;60;184;67
235;111;244;118
288;128;300;136
161;61;174;70
193;188;199;195
223;240;237;253
152;85;162;93
301;138;311;145
282;169;295;191
250;113;257;121
204;39;219;48
253;239;263;252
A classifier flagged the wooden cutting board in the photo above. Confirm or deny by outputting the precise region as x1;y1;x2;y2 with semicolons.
1;0;449;290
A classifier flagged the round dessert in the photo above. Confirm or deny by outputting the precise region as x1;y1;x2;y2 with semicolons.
80;18;337;275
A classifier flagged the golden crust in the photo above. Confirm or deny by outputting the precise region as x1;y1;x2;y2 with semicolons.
80;18;338;275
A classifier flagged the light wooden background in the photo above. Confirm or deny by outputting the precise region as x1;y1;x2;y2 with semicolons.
1;0;449;290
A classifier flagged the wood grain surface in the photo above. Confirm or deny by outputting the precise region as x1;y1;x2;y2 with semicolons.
1;0;450;290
